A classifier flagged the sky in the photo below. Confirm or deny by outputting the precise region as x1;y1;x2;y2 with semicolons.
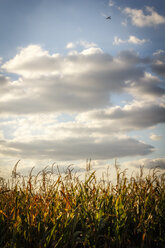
0;0;165;178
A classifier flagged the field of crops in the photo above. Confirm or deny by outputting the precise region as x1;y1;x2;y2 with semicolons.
0;161;165;248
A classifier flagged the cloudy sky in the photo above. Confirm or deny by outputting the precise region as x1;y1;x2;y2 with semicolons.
0;0;165;178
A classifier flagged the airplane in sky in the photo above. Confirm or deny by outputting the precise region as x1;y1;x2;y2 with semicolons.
101;13;111;20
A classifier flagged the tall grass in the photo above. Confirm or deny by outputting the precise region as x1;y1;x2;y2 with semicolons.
0;161;165;248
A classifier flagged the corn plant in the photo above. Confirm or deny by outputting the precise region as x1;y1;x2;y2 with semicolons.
0;161;165;248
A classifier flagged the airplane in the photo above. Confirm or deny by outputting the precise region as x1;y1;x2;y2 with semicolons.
101;13;111;20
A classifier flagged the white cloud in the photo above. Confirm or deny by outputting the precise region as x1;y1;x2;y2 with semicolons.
150;133;162;141
1;44;165;169
2;44;102;78
113;36;125;45
80;47;103;55
124;6;165;27
113;35;149;45
66;42;75;49
79;40;97;48
128;36;149;45
2;45;60;78
1;45;165;116
66;40;97;50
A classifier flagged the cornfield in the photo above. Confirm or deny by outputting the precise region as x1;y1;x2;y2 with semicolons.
0;161;165;248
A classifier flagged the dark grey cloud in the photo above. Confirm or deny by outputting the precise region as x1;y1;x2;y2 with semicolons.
125;73;165;99
152;52;165;78
0;74;10;94
78;103;165;130
153;64;165;78
0;76;110;114
0;74;9;86
124;158;165;170
0;136;154;161
117;50;151;64
144;158;165;169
